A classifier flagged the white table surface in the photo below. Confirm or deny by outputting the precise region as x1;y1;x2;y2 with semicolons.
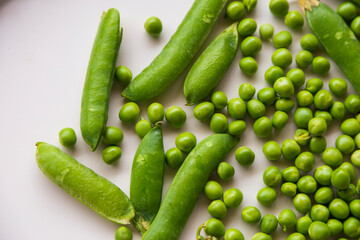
0;0;357;239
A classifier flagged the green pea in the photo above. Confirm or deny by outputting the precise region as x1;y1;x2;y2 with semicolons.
239;57;258;76
239;83;256;101
310;204;330;222
247;99;266;119
228;120;247;136
349;199;360;219
327;219;343;236
235;146;255;167
257;87;277;106
331;168;351;190
165;106;186;128
262;141;282;161
300;33;319;52
224;228;244;240
257;187;277;206
341;118;360;136
295;151;315;172
329;198;350;220
208;200;227;219
272;111;288;130
115;226;132;240
296;215;313;235
102;146;122;165
322;147;343;167
286;68;305;88
263;166;282;187
314;165;333;186
147;102;164;124
223;188;243;208
344;94;360;114
293;193;312;214
338;162;356;182
135;118;152;139
328;78;347;97
275;98;295;112
238;18;257;37
274;77;294;98
269;0;289;17
297;175;317;194
308;221;331;240
310;136;327;154
217;162;235;181
242;206;261;223
251;232;272;240
205;218;225;238
286;232;305;240
272;48;292;69
337;1;357;21
294;107;313;129
281;182;297;197
115;66;132;86
285;10;304;30
253;116;273;139
204;180;223;200
281;139;301;161
351;149;360;167
259;23;274;40
165;148;183;168
296;90;313;107
226;1;245;21
273;31;292;48
210;113;228;133
103;126;124;145
308;117;327;137
343;217;360;238
228;98;247;119
293;129;311;146
59;127;77;147
119;102;140;124
312;57;331;75
243;0;257;11
330;101;346;120
336;184;357;202
175;132;197;153
193;102;215;122
241;36;262;57
260;214;278;234
264;66;284;86
335;135;355;154
296;50;313;68
351;16;360;38
305;78;323;94
313;90;333;110
211;91;228;109
314;111;332;126
144;16;162;36
278;209;297;232
281;166;300;182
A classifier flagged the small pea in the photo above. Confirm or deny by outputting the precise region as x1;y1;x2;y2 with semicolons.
327;219;343;236
286;68;305;88
115;65;132;86
238;18;257;37
296;215;313;235
103;126;123;145
314;111;332;126
278;209;297;232
119;102;140;124
228;120;247;136
211;91;228;110
273;30;292;48
217;162;235;181
253;116;273;139
294;108;313;129
338;162;356;182
308;117;327;137
223;188;243;208
224;228;244;240
263;166;282;187
241;36;262;57
296;50;313;68
257;87;277;106
227;98;247;120
349;199;360;219
329;78;347;97
312;56;330;75
293;129;311;146
257;186;277;206
329;198;350;220
264;66;284;86
165;148;183;168
147;102;164;124
300;33;319;52
226;1;245;21
295;151;315;172
293;193;312;214
336;184;357;202
314;89;333;110
144;16;162;36
193;102;215;122
259;23;274;40
242;206;261;224
205;218;225;238
343;217;360;238
310;136;327;154
243;0;257;11
285;10;304;30
165;106;186;128
135;118;152;139
331;168;351;190
351;16;360;38
281;166;300;182
297;175;317;194
235;146;255;167
59;127;77;147
210;113;228;133
262;141;282;161
286;233;306;240
260;214;278;234
208;200;227;219
272;111;288;130
204;180;223;200
322;147;343;168
310;204;330;222
296;90;313;107
350;149;360;167
337;1;357;22
341;118;360;136
239;83;256;101
305;78;323;94
330;101;346;120
281;182;297;197
115;226;132;240
344;94;360;114
281;139;301;161
272;48;293;69
239;57;258;76
275;98;295;112
308;221;331;240
274;77;294;98
102;146;122;165
314;165;333;186
335;135;355;154
175;132;196;153
269;0;289;17
247;99;266;119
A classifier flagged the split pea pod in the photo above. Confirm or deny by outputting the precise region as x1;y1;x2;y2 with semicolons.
300;0;360;94
183;22;239;105
130;124;165;234
35;142;135;224
80;9;122;151
141;134;239;240
122;0;227;102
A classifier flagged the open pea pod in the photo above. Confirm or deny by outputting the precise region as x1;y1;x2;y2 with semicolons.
36;142;135;225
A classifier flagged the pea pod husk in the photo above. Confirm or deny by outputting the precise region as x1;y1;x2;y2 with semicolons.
141;134;239;240
130;125;165;234
301;0;360;94
35;142;135;224
80;8;122;151
122;0;227;102
183;22;239;106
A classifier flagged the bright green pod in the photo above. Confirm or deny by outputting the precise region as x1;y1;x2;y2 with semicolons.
80;9;122;151
142;134;239;240
130;125;165;234
184;23;239;105
122;0;227;102
35;142;134;224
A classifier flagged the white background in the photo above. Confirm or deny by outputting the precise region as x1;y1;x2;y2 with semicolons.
0;0;358;239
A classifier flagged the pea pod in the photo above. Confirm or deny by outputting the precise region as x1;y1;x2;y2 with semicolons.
122;0;227;102
141;134;239;240
183;22;239;105
300;0;360;94
35;142;135;224
130;124;165;234
80;9;122;151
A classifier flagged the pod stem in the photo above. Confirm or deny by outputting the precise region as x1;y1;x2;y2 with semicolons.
299;0;319;14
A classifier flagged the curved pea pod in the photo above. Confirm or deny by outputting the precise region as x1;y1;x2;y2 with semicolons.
183;22;239;106
141;134;239;240
130;124;165;234
122;0;227;102
300;0;360;94
35;142;134;224
80;9;122;151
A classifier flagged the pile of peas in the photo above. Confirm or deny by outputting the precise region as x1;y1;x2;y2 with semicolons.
57;1;360;239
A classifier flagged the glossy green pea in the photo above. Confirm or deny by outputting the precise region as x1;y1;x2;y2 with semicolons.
273;31;292;48
305;78;323;94
259;23;274;40
235;146;255;167
312;56;330;75
297;175;317;194
338;162;356;182
228;98;247;119
175;132;197;153
329;198;350;220
165;148;183;168
119;102;140;124
281;182;297;197
281;139;301;160
296;50;313;68
271;48;292;69
314;111;332;126
263;166;282;187
102;146;122;165
247;99;266;119
238;18;257;37
217;162;235;181
295;151;315;172
257;187;277;206
135;118;152;138
331;168;350;190
205;218;225;238
147;102;164;124
115;65;132;86
228;120;247;136
322;147;343;167
308;117;327;136
336;184;357;202
275;98;295;112
351;149;360;167
344;94;360;114
263;141;282;161
257;87;277;106
286;233;305;240
351;16;360;38
208;200;227;219
310;136;327;154
296;215;312;235
329;78;347;97
210;113;228;133
327;219;343;236
310;204;330;222
144;16;162;36
355;132;360;147
224;228;244;240
293;129;311;146
226;1;245;21
335;135;355;154
242;206;261;224
193;102;215;122
241;36;262;57
294;107;313;129
278;209;297;232
308;221;331;240
264;66;284;86
337;2;357;21
211;91;228;109
260;214;278;234
314;165;333;186
243;0;257;11
330;101;346;120
269;0;289;17
300;33;319;52
296;90;313;107
281;166;300;182
115;226;133;240
341;118;360;136
349;199;360;218
285;10;304;30
80;9;122;151
251;232;272;240
313;90;333;110
253;116;273;139
59;127;77;147
204;180;223;200
287;68;305;88
165;106;186;128
272;111;288;130
293;193;312;214
343;217;360;238
239;83;256;100
274;77;294;98
223;188;243;208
